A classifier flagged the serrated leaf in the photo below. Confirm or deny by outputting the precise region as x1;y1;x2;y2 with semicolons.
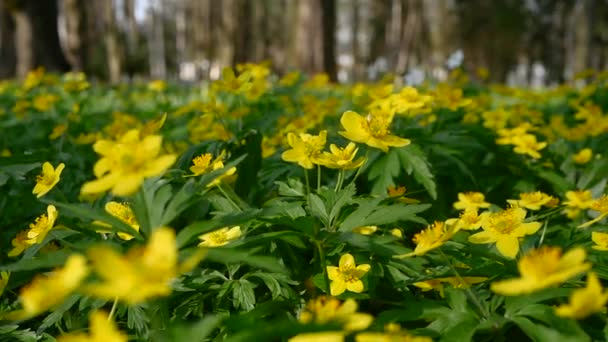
396;145;437;199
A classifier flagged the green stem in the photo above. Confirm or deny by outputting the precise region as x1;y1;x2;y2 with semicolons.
107;297;119;321
304;168;311;195
334;170;345;192
438;248;491;320
217;184;241;211
315;240;330;294
537;219;549;247
317;165;322;192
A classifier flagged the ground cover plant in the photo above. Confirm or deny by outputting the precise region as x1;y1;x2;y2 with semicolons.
1;65;608;341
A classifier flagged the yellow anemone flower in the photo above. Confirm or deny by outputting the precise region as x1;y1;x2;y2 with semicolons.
281;130;327;169
564;190;594;219
81;129;177;196
26;204;58;245
57;310;128;342
32;161;65;198
6;254;88;320
94;202;139;240
395;221;459;258
579;195;608;228
453;192;490;211
555;273;608;320
573;148;593;164
507;191;557;210
338;110;410;152
187;151;236;187
591;232;608;251
84;227;204;304
352;226;378;235
298;296;373;331
413;276;487;297
198;226;241;247
445;208;483;231
511;134;547;159
314;142;366;170
491;246;591;296
327;253;371;296
468;207;541;259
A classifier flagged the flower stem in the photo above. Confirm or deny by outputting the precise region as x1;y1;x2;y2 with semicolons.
317;164;321;192
217;184;241;211
438;248;491;320
334;170;345;192
107;297;119;321
304;168;310;195
537;219;549;247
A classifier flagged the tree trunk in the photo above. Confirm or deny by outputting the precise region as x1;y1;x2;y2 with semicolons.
102;0;122;82
12;7;33;78
564;0;590;80
233;0;254;65
367;0;391;66
0;1;16;78
320;0;337;81
62;0;87;71
148;1;166;79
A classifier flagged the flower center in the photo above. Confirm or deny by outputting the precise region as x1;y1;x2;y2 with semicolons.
365;114;390;138
36;172;55;185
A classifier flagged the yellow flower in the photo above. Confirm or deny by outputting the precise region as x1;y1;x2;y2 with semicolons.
281;130;327;169
592;232;608;251
198;226;241;247
32;162;65;198
352;226;378;235
327;254;371;296
81;129;177;196
298;296;373;331
279;71;301;86
395;221;458;258
507;191;556;210
339;110;410;152
25;204;58;246
555;273;608;320
445;208;483;231
511;134;547;159
573;148;593;164
356;323;433;342
393;87;432;113
579;195;608;228
390;228;403;238
453;192;490;211
0;272;9;297
187;151;237;187
94;202;139;240
32;94;59;112
413;276;487;297
315;143;366;170
387;185;419;204
213;67;252;94
491;246;591;296
495;123;532;145
564;190;594;219
57;310;127;342
289;332;344;342
148;79;167;92
8;230;29;257
49;124;68;140
84;227;201;304
468;207;541;259
6;254;88;320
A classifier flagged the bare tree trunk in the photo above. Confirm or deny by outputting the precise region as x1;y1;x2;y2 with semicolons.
396;0;423;73
367;0;390;66
320;0;337;81
176;0;187;67
233;0;254;65
191;0;211;78
148;1;166;78
12;8;33;78
62;0;87;71
212;0;235;70
102;0;122;82
0;1;16;78
351;0;363;80
564;0;590;80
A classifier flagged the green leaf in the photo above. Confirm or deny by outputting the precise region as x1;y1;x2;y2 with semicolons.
308;193;328;225
339;198;430;232
1;249;70;272
204;248;286;274
167;315;224;342
396;145;437;199
233;279;256;311
368;149;400;194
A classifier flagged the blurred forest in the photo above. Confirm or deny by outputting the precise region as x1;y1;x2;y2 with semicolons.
1;0;607;85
